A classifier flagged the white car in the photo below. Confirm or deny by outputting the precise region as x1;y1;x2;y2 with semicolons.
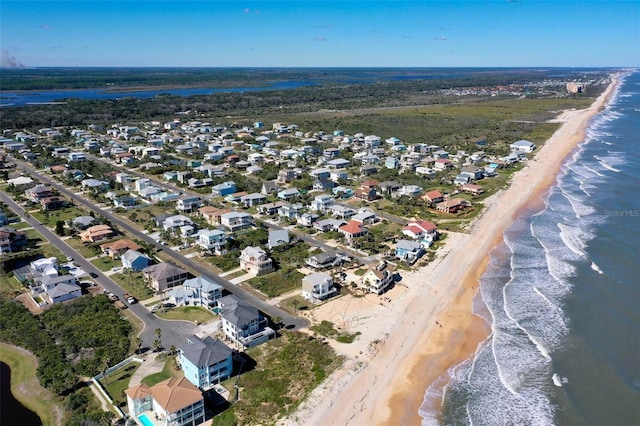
66;256;74;261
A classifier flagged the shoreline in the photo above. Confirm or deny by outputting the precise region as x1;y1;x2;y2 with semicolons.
283;74;620;426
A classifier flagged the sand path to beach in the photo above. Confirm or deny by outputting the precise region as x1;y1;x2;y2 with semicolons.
281;76;619;426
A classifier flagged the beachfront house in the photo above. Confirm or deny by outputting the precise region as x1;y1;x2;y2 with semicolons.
125;378;204;426
218;294;275;349
301;272;337;303
178;335;234;389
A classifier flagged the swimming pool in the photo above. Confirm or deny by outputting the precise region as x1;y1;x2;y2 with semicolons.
138;413;154;426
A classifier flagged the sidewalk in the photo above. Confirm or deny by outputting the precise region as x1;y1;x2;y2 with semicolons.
128;353;166;387
230;272;255;284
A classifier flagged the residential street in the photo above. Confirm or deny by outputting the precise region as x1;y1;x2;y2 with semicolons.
15;160;307;327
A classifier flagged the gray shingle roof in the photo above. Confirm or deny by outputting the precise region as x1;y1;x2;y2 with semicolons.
219;294;259;327
180;335;233;369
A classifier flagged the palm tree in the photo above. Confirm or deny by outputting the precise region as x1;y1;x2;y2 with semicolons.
134;337;142;355
152;339;161;352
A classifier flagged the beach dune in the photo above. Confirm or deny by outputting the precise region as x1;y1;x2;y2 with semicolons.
282;76;619;426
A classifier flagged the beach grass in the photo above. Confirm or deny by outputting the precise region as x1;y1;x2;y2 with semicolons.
0;342;66;426
246;267;304;298
109;272;154;300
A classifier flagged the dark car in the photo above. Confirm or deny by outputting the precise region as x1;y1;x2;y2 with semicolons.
90;272;99;278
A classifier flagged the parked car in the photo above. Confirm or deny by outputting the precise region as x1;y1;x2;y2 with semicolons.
66;256;74;261
127;296;137;304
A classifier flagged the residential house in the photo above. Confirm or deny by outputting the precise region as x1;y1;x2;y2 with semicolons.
461;183;485;196
179;336;234;389
326;158;350;169
198;206;230;226
267;229;289;250
359;262;395;295
378;181;402;197
25;185;55;203
121;250;151;272
162;215;194;233
354;187;377;201
211;181;237;197
422;190;444;206
277;203;303;221
257;201;284;216
81;179;110;193
306;252;339;269
328;204;356;219
436;198;471;214
297;212;319;227
351;209;379;225
218;294;274;348
177;196;203;214
395;240;424;263
277;169;296;184
239;246;273;276
396;185;423;198
313;218;346;233
142;263;189;292
313;178;337;192
196;229;226;253
385;157;400;170
277;188;300;201
79;224;114;243
433;159;453;171
402;220;438;247
31;274;81;305
125;378;204;426
310;194;335;212
220;212;252;232
260;181;280;196
0;227;27;253
301;272;337;302
240;193;266;208
100;239;142;258
168;276;223;309
510;139;536;153
339;221;368;245
415;167;436;178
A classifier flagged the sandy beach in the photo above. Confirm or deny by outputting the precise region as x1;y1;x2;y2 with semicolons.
282;75;619;426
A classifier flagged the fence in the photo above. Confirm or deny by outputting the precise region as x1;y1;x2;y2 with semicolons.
91;355;144;419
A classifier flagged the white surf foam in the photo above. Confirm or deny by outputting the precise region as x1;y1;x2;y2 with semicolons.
591;262;604;274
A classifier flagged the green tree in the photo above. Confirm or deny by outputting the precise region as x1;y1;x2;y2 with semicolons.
55;220;65;236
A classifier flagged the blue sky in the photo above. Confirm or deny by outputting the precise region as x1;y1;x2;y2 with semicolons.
1;1;638;68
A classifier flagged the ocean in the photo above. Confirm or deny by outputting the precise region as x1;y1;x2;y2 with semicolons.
421;70;640;425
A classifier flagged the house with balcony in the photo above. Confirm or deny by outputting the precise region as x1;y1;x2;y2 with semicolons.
31;274;81;305
162;215;194;233
395;240;424;263
142;263;190;292
359;262;395;295
240;193;266;208
422;190;444;206
277;188;300;201
220;212;252;232
339;221;368;245
218;294;274;349
125;377;204;426
302;272;337;303
239;246;273;276
168;276;223;309
277;203;303;221
402;220;438;247
297;212;319;227
25;185;55;203
177;196;203;214
179;335;234;389
211;181;237;197
310;194;335;213
196;229;226;254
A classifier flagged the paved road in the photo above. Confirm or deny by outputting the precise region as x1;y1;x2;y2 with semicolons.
13;159;308;331
0;191;199;350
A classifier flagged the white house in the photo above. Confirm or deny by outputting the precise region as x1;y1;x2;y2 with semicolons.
301;272;337;302
510;139;536;153
239;246;273;276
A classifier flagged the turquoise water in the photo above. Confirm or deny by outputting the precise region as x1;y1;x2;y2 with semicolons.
138;413;154;426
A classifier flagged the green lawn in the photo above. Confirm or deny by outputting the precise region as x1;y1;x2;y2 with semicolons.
9;221;32;229
91;256;120;271
109;272;154;300
99;362;141;408
141;358;182;387
280;295;311;315
0;273;23;295
0;343;66;425
155;306;215;323
31;206;89;227
246;267;304;298
65;237;103;258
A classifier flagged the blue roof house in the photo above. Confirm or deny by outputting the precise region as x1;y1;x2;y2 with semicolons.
121;249;151;271
179;335;234;389
211;181;237;197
